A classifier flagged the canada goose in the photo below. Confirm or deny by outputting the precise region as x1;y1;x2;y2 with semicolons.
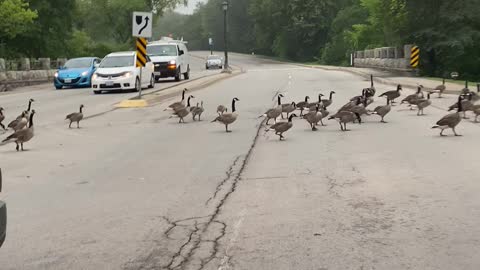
365;74;376;95
434;78;446;98
165;88;188;111
339;97;361;113
328;111;359;131
8;111;28;131
372;98;391;123
217;105;227;115
416;92;432;116
282;102;296;118
0;107;5;130
461;81;469;95
66;104;84;128
472;104;480;122
350;89;367;102
15;98;34;120
296;96;310;116
432;95;465;136
191;101;204;121
350;98;369;124
379;85;402;103
308;94;324;110
267;113;297;140
171;95;194;123
211;98;239;132
321;91;335;108
448;93;473;119
303;104;320;130
401;86;424;108
261;94;283;125
2;110;35;151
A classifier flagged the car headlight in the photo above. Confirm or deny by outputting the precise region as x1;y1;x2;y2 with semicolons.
54;72;59;78
92;73;98;80
155;64;160;67
81;71;89;77
122;71;133;78
169;60;176;65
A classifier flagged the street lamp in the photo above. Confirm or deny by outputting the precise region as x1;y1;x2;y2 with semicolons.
222;1;229;71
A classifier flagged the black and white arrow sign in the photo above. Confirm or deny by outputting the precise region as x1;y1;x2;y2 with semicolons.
132;12;153;38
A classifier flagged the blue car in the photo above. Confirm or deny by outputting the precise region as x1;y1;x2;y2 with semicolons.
54;57;101;89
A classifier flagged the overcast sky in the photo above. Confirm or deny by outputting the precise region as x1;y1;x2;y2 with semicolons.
174;0;206;14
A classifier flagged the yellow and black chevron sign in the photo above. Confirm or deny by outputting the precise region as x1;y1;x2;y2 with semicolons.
136;37;147;68
410;46;420;68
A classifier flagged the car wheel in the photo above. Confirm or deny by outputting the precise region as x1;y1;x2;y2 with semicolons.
175;70;181;82
206;65;209;70
183;66;190;80
219;66;223;69
148;74;155;88
93;90;101;94
135;77;141;92
55;85;62;90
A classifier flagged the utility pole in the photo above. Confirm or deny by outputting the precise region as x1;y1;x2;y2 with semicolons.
222;1;229;70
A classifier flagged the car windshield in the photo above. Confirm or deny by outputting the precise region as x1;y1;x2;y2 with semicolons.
208;55;221;60
64;58;92;68
99;56;134;68
147;45;178;56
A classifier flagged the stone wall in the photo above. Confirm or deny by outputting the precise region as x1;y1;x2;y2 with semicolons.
354;45;414;72
0;58;66;91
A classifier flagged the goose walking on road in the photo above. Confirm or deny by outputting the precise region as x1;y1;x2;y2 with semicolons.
2;110;35;151
171;95;194;123
191;101;205;121
432;95;465;136
8;111;28;132
379;85;402;104
329;111;359;131
66;105;84;128
372;98;391;123
296;96;310;116
321;91;336;108
416;93;432;116
434;78;446;98
261;94;283;125
165;88;188;111
401;86;424;109
303;105;321;131
0;107;6;131
267;113;297;140
212;98;239;132
17;98;34;119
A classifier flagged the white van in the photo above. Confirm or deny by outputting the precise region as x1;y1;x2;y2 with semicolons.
147;39;190;81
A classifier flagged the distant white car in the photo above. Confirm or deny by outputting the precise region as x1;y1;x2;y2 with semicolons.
91;51;155;94
206;55;223;69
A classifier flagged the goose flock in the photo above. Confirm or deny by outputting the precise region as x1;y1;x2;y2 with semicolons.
1;76;478;151
166;77;479;140
0;98;85;151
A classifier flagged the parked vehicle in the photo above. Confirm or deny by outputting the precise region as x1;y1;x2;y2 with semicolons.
54;57;101;89
206;55;223;69
0;168;6;248
91;51;155;94
147;38;190;82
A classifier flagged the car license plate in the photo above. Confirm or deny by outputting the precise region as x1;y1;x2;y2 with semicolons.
106;81;114;86
64;78;72;83
154;72;161;76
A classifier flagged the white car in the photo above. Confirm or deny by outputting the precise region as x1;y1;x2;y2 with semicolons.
206;55;223;69
91;51;155;94
147;39;190;82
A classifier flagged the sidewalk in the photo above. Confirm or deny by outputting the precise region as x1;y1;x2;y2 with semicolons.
304;64;473;94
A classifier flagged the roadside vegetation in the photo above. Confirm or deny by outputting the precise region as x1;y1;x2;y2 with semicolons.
0;0;478;80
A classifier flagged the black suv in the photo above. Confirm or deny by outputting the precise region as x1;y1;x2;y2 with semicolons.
0;168;6;248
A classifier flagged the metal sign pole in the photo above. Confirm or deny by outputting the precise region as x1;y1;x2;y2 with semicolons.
139;67;142;99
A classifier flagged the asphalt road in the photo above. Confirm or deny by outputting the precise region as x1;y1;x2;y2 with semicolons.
1;52;480;270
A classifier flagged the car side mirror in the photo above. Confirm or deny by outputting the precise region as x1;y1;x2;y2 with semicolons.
0;168;6;248
179;50;184;55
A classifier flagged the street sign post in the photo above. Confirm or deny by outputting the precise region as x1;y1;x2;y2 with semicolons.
136;37;147;98
132;12;153;38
